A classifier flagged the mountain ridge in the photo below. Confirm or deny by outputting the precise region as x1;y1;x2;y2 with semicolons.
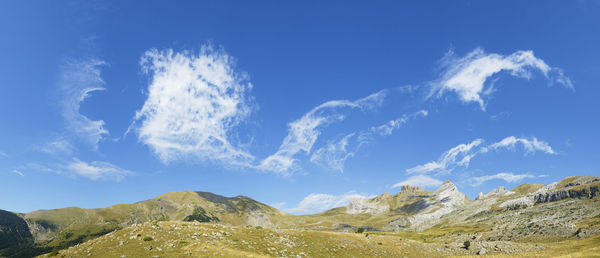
1;175;599;257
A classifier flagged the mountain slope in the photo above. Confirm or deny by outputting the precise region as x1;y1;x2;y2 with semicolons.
1;175;599;257
0;191;285;257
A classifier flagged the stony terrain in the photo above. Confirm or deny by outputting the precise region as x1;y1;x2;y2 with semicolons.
1;175;599;257
36;221;550;258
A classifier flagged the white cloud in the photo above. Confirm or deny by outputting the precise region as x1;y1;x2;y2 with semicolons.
66;159;132;181
10;169;24;177
371;110;428;136
407;139;483;174
489;111;511;121
285;191;375;214
468;172;540;186
392;175;443;188
59;59;109;149
24;159;132;181
133;46;255;167
482;136;556;155
309;109;428;173
431;48;573;110
407;136;556;175
259;90;387;174
310;133;363;173
37;137;76;156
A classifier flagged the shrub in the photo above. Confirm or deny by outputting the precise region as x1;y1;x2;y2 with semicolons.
463;240;471;250
255;226;263;229
143;237;153;241
356;227;365;234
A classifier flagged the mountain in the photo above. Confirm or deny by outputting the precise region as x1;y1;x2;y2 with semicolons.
0;191;285;257
1;176;599;257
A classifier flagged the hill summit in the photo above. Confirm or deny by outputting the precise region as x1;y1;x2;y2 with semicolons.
1;175;599;257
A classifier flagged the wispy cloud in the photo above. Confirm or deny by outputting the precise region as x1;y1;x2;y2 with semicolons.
59;58;109;149
25;159;132;181
310;109;429;173
490;111;511;121
430;48;573;110
259;90;387;174
0;150;6;157
468;172;543;186
481;136;556;154
133;45;255;167
371;110;428;136
285;191;375;214
392;175;443;188
407;139;483;174
37;137;76;156
309;133;364;173
66;159;132;181
407;136;556;174
10;169;24;177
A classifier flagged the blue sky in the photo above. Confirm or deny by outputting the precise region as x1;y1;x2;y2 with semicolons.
1;1;599;214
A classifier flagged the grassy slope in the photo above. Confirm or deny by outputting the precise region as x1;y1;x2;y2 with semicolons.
11;191;285;257
39;221;600;258
8;176;600;257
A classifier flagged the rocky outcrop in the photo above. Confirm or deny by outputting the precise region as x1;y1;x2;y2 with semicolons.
405;181;468;231
475;192;484;200
401;185;423;193
534;184;599;203
346;198;390;215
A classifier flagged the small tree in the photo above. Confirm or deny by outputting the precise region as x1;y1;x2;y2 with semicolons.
463;240;471;250
356;227;365;234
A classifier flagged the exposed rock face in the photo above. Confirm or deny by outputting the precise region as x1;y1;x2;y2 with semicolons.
534;184;599;203
476;186;515;200
499;182;559;208
500;177;600;208
245;210;274;228
475;192;484;200
401;185;423;193
346;198;390;215
406;181;468;231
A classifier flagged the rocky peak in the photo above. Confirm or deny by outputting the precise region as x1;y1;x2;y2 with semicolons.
434;181;458;195
400;185;423;193
475;192;484;200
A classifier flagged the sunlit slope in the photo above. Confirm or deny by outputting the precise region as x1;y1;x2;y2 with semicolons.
1;191;285;257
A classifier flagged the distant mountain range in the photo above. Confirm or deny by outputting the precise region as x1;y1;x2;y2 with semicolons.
1;176;599;257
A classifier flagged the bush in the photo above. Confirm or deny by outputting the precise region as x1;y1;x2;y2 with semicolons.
463;240;471;250
143;237;153;241
255;226;263;229
356;227;365;234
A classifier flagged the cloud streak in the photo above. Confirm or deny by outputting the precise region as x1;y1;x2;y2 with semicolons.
285;191;374;214
431;48;573;110
10;169;24;177
59;59;109;149
468;172;542;186
25;159;132;181
407;139;483;174
407;136;556;174
133;46;255;167
259;90;387;174
310;109;429;173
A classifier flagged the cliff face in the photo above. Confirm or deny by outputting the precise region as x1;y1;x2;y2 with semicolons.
534;183;600;203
